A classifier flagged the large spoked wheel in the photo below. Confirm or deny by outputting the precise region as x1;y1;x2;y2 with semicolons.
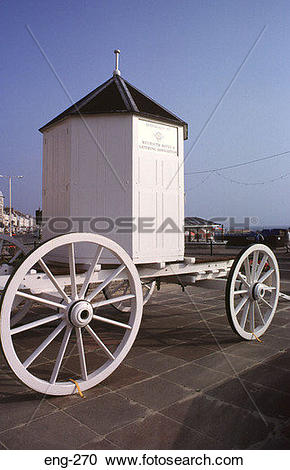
103;279;156;312
0;233;143;395
226;244;280;340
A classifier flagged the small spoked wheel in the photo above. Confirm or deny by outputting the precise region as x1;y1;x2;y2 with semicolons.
103;279;156;312
0;234;27;266
0;234;32;327
226;244;280;340
0;233;143;395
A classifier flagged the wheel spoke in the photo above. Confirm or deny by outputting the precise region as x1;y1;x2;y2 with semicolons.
255;301;266;326
259;268;274;284
249;301;255;331
234;296;248;316
76;328;88;381
260;296;273;309
237;272;250;288
11;313;63;335
9;249;23;265
143;283;152;290
256;254;268;281
49;326;73;384
23;321;66;368
16;291;67;310
251;251;259;282
92;314;132;330
92;293;135;308
85;325;115;360
240;299;250;329
79;245;103;299
38;258;70;303
86;264;126;302
244;257;251;282
68;243;78;300
233;289;248;295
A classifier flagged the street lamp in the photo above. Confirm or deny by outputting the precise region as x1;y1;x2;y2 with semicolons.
0;175;24;237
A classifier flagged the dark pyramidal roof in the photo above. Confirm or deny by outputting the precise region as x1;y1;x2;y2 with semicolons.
39;74;188;138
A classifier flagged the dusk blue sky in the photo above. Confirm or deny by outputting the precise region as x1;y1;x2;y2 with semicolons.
1;0;290;227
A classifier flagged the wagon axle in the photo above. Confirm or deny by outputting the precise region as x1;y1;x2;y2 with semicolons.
68;300;94;328
252;283;266;301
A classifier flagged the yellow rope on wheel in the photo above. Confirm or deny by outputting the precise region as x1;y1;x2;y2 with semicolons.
69;379;85;398
251;331;262;343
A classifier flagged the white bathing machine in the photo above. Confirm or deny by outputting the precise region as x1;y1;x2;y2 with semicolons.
0;53;283;396
40;54;188;265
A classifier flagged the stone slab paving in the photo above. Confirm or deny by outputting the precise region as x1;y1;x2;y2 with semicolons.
0;249;290;449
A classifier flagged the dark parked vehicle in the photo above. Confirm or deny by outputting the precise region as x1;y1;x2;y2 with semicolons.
225;228;289;248
260;229;288;248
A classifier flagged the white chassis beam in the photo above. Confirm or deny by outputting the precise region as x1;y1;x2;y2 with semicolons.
0;259;234;294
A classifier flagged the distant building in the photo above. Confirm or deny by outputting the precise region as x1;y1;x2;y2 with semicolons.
0;189;35;234
9;209;35;233
0;191;3;215
0;191;5;232
184;217;222;242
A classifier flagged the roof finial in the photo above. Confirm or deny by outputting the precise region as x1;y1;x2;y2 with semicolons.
113;49;121;76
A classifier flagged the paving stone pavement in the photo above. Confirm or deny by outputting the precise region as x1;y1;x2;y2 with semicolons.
0;250;290;450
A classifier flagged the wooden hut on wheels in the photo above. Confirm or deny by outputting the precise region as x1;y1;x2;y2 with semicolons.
39;51;188;264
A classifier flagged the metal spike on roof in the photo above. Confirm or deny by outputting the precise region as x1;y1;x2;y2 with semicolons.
113;49;121;76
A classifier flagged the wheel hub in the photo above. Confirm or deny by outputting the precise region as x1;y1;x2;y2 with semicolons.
252;283;266;301
68;300;93;327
